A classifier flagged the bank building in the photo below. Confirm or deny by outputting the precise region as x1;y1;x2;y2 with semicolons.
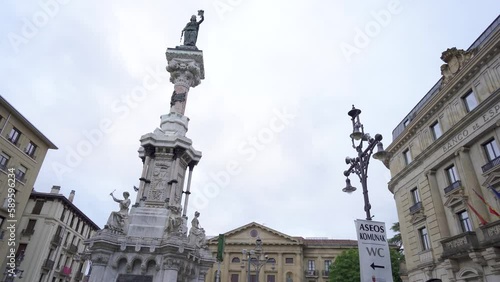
387;16;500;282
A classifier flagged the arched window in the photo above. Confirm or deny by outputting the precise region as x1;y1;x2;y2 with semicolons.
231;257;240;263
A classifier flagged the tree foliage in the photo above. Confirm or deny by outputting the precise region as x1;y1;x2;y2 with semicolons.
329;248;403;282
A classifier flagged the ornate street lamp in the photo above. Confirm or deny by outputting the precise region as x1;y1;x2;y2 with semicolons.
343;105;390;221
241;238;275;282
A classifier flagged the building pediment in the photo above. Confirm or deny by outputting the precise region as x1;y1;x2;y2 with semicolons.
482;172;500;187
207;222;301;246
444;192;467;209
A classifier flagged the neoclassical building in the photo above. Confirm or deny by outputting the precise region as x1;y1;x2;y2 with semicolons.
386;16;500;281
205;222;359;282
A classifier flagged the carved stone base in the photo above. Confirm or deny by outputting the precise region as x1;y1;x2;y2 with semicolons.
160;113;189;136
127;207;169;238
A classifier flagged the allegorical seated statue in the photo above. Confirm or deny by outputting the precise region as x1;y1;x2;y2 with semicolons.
188;211;207;248
105;191;131;233
180;10;204;48
165;205;183;234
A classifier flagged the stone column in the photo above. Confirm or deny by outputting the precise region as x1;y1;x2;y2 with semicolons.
166;49;204;116
182;164;194;217
455;147;489;223
162;258;180;282
426;170;450;238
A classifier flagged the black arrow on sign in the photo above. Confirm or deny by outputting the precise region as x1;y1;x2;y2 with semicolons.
370;262;385;270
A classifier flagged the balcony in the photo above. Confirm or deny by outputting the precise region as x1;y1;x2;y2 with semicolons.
441;232;480;259
66;243;78;254
322;270;329;277
51;235;62;246
305;270;318;277
444;180;462;194
41;259;55;270
21;229;35;236
482;156;500;173
74;272;84;281
479;220;500;247
409;202;423;215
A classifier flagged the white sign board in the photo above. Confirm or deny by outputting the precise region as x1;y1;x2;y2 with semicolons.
355;219;393;282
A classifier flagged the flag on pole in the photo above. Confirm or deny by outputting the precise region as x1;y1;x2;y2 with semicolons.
488;185;500;200
467;201;488;225
472;188;500;217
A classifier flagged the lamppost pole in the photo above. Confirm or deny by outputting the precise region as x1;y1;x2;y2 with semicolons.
242;238;275;282
343;105;390;221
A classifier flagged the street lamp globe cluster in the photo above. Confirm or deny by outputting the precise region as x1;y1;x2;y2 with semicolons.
241;237;275;282
343;105;390;221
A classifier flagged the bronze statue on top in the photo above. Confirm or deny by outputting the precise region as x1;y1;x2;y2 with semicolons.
180;10;204;49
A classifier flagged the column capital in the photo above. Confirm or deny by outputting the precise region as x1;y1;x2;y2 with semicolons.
426;169;436;177
166;49;204;88
163;258;182;271
454;146;470;156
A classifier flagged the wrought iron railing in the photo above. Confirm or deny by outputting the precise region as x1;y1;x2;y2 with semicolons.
482;156;500;173
409;202;423;214
444;180;462;194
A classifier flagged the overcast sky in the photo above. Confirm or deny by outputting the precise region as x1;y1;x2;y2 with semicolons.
1;1;499;241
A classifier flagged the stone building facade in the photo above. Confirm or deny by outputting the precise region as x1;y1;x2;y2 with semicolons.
205;222;359;282
13;186;99;282
386;16;500;281
0;95;57;274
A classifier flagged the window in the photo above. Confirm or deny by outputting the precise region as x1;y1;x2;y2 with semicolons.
250;275;257;282
483;139;500;161
324;259;332;271
230;274;239;282
268;258;276;264
25;141;37;158
231;257;240;263
32;201;44;215
0;152;9;170
403;119;410;128
0;216;4;229
285;257;293;264
308;260;315;270
411;188;421;204
24;220;36;235
266;275;275;282
7;127;21;144
60;209;67;221
403;148;412;165
463;90;478;112
430;121;442;140
457;210;472;232
418;227;430;250
445;165;460;184
15;165;27;182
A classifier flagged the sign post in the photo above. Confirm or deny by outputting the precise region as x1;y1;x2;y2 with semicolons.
355;219;393;282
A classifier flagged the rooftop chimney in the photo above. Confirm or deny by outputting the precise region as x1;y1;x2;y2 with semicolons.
69;190;75;202
50;185;61;194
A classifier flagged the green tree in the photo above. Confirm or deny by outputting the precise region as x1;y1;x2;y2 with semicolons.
329;248;403;282
388;222;403;251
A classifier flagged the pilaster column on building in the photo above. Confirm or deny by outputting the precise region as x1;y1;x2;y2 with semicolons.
455;146;489;224
88;254;111;282
162;258;181;282
482;247;500;273
442;258;458;282
426;169;450;238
